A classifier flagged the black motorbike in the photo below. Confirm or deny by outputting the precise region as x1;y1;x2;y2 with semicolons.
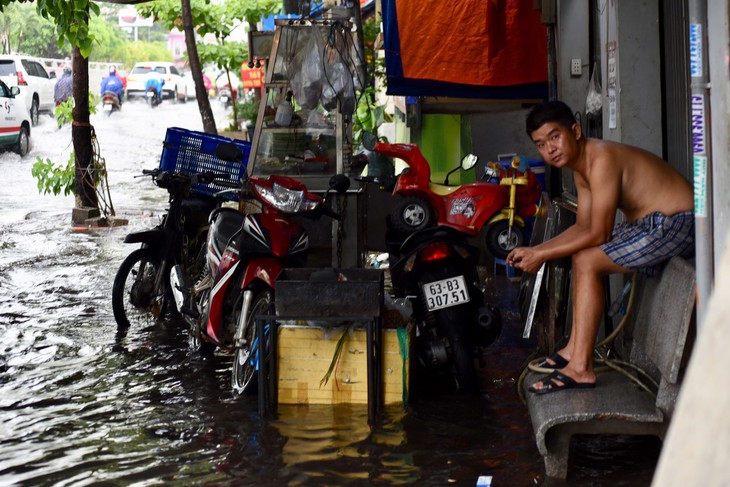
112;168;230;329
357;134;502;394
386;225;502;394
146;86;161;108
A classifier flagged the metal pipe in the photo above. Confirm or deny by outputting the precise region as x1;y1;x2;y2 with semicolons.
688;0;714;330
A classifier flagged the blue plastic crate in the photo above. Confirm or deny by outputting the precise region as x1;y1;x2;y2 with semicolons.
159;127;251;200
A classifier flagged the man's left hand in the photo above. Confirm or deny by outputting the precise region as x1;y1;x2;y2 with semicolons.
506;247;544;274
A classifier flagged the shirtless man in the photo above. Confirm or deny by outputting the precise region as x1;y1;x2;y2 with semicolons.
507;101;695;394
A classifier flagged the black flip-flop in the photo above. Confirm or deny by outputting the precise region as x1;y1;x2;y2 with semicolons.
535;352;569;370
528;370;596;395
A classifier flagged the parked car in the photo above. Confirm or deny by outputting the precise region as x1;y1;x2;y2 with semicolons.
0;54;56;126
180;70;197;100
125;62;187;102
0;79;31;156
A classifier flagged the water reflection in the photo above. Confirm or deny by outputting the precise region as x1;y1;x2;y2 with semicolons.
0;106;660;486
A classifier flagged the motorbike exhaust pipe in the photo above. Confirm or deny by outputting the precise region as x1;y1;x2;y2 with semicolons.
474;305;503;347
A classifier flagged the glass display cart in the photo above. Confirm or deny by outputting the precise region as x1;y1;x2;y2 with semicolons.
248;18;362;191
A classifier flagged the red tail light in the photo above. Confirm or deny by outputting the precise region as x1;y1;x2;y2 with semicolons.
418;242;452;263
16;71;26;85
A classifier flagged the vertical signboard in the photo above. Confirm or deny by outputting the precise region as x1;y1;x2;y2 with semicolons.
689;23;703;78
607;41;617;129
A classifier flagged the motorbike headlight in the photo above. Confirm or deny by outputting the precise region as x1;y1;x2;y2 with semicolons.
254;182;319;213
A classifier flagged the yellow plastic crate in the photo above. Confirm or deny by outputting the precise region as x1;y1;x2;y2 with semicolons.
276;324;409;406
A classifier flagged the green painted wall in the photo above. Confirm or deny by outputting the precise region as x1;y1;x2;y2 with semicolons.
392;112;477;184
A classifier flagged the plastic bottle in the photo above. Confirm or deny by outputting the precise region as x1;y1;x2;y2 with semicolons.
275;90;293;126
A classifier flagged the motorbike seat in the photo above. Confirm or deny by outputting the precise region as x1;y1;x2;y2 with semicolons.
428;182;462;196
398;225;466;255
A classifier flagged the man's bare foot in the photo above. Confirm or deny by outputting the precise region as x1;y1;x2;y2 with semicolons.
535;352;569;369
529;366;596;393
528;370;596;394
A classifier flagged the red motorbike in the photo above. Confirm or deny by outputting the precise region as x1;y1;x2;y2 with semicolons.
360;135;543;259
170;143;350;395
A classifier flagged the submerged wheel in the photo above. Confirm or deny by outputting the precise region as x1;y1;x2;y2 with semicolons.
485;220;524;260
389;196;435;238
188;269;216;356
434;301;480;394
15;126;29;157
231;289;274;395
112;248;164;330
30;98;39;126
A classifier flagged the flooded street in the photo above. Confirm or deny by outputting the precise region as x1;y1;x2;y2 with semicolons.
0;100;657;486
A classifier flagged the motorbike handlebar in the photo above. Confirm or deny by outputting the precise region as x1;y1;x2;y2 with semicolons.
216;179;242;189
193;171;231;185
354;175;395;191
355;175;380;184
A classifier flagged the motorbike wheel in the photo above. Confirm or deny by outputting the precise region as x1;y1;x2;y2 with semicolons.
434;304;480;394
112;248;163;330
389;196;435;238
231;289;274;396
486;220;524;260
188;267;216;356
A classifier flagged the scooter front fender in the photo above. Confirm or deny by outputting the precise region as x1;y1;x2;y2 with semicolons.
239;258;283;291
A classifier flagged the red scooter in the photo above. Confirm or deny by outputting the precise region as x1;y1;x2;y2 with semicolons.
359;134;543;259
170;143;350;395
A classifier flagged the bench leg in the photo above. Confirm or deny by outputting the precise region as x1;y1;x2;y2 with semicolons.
543;432;572;479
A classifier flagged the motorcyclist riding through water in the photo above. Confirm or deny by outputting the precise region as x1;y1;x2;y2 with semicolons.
54;65;73;105
100;66;124;108
145;70;165;103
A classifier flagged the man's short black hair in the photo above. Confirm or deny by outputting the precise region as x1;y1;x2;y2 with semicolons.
526;100;577;136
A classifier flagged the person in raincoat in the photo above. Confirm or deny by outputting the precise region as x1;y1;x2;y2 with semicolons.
144;69;165;104
54;66;73;105
100;66;125;107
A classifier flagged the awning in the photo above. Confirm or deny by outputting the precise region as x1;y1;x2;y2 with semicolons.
382;0;549;100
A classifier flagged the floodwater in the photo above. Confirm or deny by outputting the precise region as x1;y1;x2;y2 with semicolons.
0;99;659;486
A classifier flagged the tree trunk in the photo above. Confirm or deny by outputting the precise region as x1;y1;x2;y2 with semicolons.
72;46;97;210
181;0;216;134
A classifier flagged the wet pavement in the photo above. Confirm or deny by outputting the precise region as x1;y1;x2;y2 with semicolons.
0;100;659;485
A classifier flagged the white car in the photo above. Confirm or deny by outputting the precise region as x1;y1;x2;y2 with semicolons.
0;79;31;156
125;62;187;102
180;71;197;100
0;54;56;126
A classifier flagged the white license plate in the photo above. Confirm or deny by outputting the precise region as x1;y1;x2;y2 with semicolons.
220;95;229;102
103;104;112;111
146;92;154;97
422;275;470;311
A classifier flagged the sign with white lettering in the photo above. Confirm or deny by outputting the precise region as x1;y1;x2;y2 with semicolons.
689;23;703;78
691;95;706;155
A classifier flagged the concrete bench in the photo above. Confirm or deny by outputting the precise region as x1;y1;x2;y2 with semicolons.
523;256;696;479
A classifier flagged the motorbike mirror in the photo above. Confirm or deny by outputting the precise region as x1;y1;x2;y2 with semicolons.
461;154;478;171
215;142;243;162
362;132;378;151
329;174;351;194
